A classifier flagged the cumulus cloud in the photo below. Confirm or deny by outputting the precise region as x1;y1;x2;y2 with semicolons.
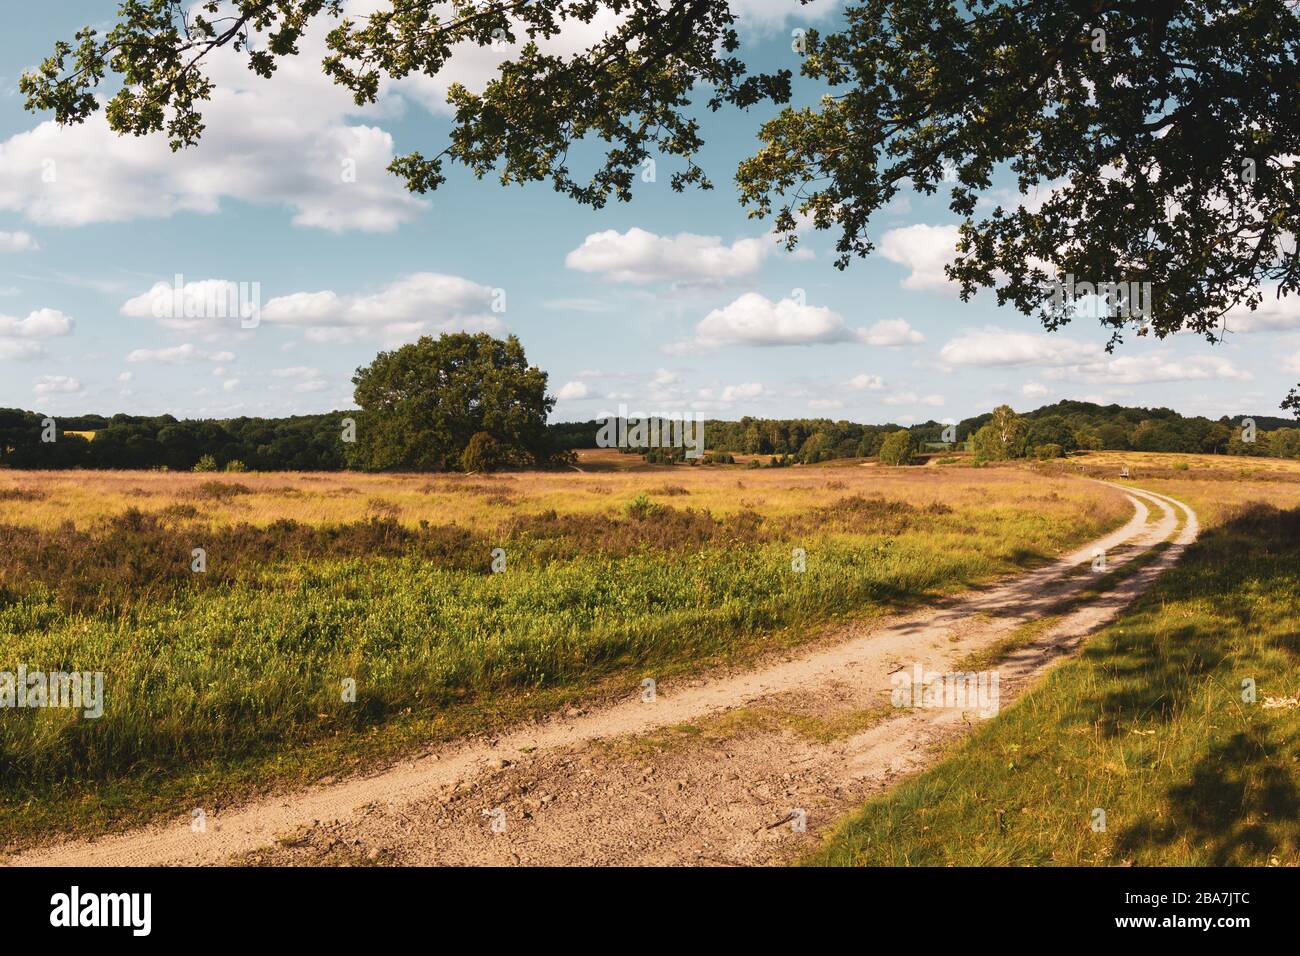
679;293;922;350
940;326;1250;385
720;382;764;402
860;318;925;346
0;13;426;233
1023;382;1049;397
262;273;504;344
565;228;767;284
1225;287;1300;332
121;279;261;333
33;374;82;396
846;373;885;390
0;307;74;360
0;307;73;340
556;381;592;400
688;294;847;348
123;273;503;345
879;224;961;293
940;326;1104;368
0;230;39;252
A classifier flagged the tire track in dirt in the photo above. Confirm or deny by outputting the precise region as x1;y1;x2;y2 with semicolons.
9;483;1196;867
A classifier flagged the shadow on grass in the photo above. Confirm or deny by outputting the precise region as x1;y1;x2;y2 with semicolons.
1117;726;1300;865
1082;503;1300;864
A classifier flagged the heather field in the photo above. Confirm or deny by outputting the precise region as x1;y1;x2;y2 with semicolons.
0;450;1127;848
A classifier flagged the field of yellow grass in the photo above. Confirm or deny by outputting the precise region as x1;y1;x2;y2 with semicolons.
0;448;1118;529
0;451;1134;849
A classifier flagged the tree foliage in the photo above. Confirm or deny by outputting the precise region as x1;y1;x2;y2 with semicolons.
20;0;785;207
736;1;1300;406
878;428;913;465
973;405;1027;461
349;332;555;471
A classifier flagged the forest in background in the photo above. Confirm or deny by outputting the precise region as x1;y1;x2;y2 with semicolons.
3;400;1298;471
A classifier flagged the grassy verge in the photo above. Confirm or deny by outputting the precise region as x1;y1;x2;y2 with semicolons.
807;498;1300;866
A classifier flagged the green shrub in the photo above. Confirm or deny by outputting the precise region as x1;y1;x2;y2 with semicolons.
623;493;665;520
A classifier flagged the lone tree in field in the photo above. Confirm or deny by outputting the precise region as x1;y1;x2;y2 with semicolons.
878;429;913;466
23;1;1300;407
349;332;554;471
973;405;1028;461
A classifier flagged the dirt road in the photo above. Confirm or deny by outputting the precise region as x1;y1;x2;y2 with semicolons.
11;482;1197;867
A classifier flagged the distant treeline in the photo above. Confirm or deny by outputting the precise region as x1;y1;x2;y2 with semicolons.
557;400;1300;463
3;399;1298;471
0;409;350;471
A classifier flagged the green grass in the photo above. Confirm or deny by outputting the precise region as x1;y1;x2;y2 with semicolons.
806;501;1300;866
0;491;1124;849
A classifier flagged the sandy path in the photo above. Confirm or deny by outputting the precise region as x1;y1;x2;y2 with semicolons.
11;482;1197;867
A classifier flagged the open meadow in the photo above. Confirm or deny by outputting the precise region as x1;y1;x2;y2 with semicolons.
0;450;1131;849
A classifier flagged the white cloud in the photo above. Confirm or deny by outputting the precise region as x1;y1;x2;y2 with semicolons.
222;379;241;392
1022;382;1049;397
690;294;845;348
860;318;925;346
0;340;43;360
1284;350;1300;373
120;279;260;333
808;398;844;410
556;381;591;401
846;373;885;390
1047;354;1253;385
682;293;911;350
126;344;234;364
729;0;842;30
0;15;426;233
940;326;1104;368
0;307;73;340
33;374;81;396
879;224;961;293
261;273;503;344
720;382;764;402
1225;288;1300;333
388;4;627;115
565;228;767;284
0;307;74;360
0;230;38;252
940;326;1251;385
123;273;503;345
272;366;323;379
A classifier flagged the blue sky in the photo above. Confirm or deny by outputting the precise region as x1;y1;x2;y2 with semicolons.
1;0;1296;426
